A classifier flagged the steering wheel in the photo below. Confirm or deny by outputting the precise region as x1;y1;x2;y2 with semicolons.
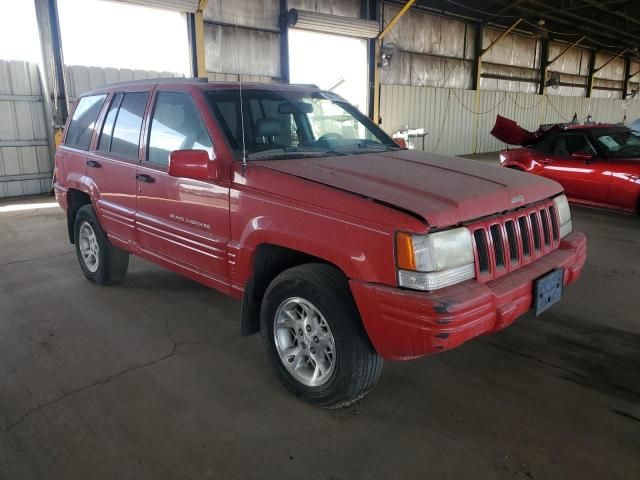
616;144;640;156
317;132;344;142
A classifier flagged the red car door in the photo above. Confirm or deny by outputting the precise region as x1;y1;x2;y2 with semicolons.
58;94;108;199
89;90;149;246
542;132;610;204
605;158;640;212
135;89;231;292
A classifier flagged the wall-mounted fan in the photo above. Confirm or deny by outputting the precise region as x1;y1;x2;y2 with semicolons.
380;43;398;71
546;71;561;89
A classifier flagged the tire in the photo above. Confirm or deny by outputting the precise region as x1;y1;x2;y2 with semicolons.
260;263;382;408
74;204;129;285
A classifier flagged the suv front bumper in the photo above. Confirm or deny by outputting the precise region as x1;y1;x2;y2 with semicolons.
350;231;587;360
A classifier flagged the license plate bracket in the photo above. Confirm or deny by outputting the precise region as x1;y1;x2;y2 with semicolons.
534;269;564;315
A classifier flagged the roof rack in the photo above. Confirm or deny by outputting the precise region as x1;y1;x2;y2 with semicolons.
289;83;320;88
100;77;208;88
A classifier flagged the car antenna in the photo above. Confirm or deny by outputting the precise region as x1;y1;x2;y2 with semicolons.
236;17;248;171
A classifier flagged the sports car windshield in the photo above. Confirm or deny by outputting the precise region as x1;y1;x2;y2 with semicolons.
206;89;398;160
594;130;640;158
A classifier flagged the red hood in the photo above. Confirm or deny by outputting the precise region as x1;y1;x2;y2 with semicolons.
256;150;563;227
491;115;561;146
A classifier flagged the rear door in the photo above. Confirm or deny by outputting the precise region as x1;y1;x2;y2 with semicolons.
89;89;150;246
58;94;107;191
542;132;609;203
135;89;230;291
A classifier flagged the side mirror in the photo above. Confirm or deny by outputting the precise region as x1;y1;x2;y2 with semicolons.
394;138;408;149
168;150;217;181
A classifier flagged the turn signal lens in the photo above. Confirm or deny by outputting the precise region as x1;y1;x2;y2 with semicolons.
395;228;476;291
396;232;416;270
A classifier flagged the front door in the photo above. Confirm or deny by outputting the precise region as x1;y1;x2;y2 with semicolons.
542;132;609;203
135;90;230;291
90;91;149;246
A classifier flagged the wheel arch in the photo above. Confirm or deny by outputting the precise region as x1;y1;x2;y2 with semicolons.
240;243;346;337
66;188;93;243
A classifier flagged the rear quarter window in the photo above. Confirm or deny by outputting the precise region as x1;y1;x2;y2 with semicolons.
64;94;107;150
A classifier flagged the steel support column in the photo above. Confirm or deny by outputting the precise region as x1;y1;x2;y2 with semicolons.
34;0;67;145
279;0;290;83
365;0;377;119
470;22;483;91
622;57;631;100
538;38;549;95
586;51;596;98
372;0;416;124
193;0;208;78
187;13;198;77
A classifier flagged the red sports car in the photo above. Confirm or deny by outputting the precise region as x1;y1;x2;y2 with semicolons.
492;115;640;214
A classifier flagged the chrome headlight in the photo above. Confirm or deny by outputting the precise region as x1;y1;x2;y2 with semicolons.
396;227;475;291
553;194;572;238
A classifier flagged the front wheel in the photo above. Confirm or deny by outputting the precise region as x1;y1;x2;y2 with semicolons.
261;263;382;408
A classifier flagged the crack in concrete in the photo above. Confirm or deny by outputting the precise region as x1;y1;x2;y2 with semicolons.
0;251;73;269
488;341;640;399
0;318;213;435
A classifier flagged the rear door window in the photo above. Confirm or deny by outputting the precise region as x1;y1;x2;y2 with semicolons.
97;93;123;152
109;92;149;160
147;91;213;167
64;94;107;150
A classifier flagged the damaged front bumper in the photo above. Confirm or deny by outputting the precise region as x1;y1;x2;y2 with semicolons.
350;231;587;360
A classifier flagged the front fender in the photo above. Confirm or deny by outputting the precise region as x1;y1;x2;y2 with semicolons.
233;212;397;287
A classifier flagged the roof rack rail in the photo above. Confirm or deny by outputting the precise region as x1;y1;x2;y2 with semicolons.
101;77;208;88
289;83;320;88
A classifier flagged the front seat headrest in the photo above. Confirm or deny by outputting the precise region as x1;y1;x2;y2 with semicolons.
255;118;282;138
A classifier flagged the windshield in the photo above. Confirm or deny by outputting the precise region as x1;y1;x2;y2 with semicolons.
206;89;398;160
593;130;640;159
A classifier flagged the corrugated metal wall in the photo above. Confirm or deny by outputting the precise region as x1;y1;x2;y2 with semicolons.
0;60;52;198
381;4;473;90
202;0;362;82
380;84;640;156
64;65;184;105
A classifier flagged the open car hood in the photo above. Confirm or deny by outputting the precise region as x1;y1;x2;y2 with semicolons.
257;150;562;228
491;115;560;146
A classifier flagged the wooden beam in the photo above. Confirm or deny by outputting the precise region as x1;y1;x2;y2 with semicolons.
373;0;416;124
547;36;586;68
378;0;416;40
194;0;208;79
476;19;522;92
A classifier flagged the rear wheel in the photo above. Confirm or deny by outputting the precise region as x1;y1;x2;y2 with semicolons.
261;263;382;408
74;204;129;285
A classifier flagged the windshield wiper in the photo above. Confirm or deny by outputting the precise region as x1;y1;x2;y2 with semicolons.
247;147;345;160
334;142;400;154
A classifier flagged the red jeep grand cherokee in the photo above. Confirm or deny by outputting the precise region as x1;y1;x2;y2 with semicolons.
54;79;587;407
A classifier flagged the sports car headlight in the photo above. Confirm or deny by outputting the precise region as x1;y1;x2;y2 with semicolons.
396;227;475;291
553;194;572;238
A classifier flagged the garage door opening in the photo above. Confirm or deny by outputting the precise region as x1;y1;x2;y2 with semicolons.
288;29;368;114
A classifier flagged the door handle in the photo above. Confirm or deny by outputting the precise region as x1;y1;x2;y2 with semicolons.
86;160;101;168
136;174;156;183
541;158;552;164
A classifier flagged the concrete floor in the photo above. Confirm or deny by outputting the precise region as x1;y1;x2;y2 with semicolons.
0;190;639;479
